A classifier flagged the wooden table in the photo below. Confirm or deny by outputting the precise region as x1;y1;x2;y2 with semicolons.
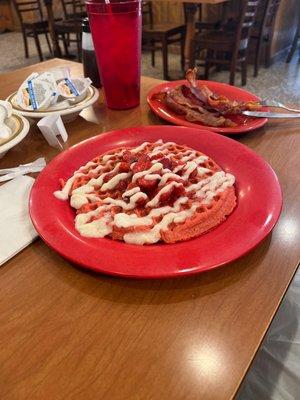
0;59;299;400
150;0;228;66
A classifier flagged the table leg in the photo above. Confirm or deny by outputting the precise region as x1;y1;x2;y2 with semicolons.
183;2;198;70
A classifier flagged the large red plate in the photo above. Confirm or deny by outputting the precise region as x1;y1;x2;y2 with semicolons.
29;126;282;278
147;80;268;134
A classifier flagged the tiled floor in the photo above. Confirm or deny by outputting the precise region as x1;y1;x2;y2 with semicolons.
1;31;300;105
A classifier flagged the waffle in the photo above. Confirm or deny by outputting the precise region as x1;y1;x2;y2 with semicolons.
54;140;237;245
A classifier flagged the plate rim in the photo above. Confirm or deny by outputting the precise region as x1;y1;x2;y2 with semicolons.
147;80;269;135
6;86;99;119
29;125;283;279
0;114;30;153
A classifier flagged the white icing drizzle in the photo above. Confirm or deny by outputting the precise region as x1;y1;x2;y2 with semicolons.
123;203;199;245
78;161;97;172
144;173;161;181
148;141;176;157
131;142;150;154
114;213;153;228
132;162;163;182
75;206;112;237
102;149;125;162
146;182;183;208
53;172;84;200
158;172;182;186
148;196;189;218
173;164;185;174
182;161;198;180
122;186;140;198
89;162;120;188
103;192;148;210
100;172;132;192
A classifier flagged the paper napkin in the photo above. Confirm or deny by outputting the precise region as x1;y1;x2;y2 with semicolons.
0;175;38;266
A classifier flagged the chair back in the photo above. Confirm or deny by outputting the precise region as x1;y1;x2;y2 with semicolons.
60;0;86;20
235;0;259;53
260;0;281;38
142;1;153;28
12;0;44;24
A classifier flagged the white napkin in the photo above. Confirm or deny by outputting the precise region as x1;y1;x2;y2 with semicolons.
0;175;38;266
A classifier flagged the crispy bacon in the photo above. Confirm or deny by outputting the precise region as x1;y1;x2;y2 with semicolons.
152;68;261;127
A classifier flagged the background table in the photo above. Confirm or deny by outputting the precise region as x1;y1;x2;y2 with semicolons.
0;59;299;400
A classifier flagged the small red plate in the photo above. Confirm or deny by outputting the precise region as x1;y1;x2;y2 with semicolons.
30;126;282;279
147;80;268;135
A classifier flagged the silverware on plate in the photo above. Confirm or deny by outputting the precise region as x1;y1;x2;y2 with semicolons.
261;99;300;113
242;111;300;118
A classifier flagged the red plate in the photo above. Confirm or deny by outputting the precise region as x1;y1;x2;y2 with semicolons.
30;126;282;279
147;80;268;135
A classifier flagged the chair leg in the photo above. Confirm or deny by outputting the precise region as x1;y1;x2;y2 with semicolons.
162;37;169;80
61;33;70;57
33;30;43;61
22;29;29;58
188;38;196;69
180;34;185;71
204;49;213;80
241;60;247;86
76;33;81;61
264;41;272;68
151;40;155;67
45;31;52;54
229;57;236;86
254;36;263;77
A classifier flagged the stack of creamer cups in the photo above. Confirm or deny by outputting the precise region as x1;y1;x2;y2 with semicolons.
16;67;92;112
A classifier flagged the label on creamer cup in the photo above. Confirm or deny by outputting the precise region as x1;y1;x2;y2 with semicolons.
17;79;53;111
57;78;92;99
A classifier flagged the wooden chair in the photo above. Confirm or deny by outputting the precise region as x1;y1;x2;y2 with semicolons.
142;1;186;80
44;0;82;60
11;0;52;61
251;0;281;77
61;0;86;21
194;3;225;33
60;0;86;56
189;0;259;86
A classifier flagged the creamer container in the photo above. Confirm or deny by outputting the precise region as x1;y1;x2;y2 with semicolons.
57;77;92;103
16;73;54;111
37;72;59;105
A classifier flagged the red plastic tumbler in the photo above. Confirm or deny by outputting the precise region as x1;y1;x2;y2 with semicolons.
85;0;141;110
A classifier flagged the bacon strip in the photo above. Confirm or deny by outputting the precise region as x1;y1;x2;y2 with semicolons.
152;68;261;127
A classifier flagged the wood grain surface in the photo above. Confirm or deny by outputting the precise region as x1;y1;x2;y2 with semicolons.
0;59;299;400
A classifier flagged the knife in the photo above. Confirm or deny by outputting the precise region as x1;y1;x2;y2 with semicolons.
242;111;300;118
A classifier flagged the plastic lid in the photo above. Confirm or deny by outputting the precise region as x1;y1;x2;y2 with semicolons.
82;17;91;33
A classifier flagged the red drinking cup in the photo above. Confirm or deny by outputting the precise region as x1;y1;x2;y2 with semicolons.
85;0;142;110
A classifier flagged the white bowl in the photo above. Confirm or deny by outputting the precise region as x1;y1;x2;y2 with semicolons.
0;114;30;158
6;86;99;123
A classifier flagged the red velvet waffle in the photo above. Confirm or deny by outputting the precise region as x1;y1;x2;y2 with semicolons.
54;140;237;245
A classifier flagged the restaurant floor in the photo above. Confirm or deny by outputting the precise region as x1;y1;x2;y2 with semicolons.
1;31;300;399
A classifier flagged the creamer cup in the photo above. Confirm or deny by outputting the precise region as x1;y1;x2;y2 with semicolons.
57;77;92;103
17;75;54;111
37;72;59;105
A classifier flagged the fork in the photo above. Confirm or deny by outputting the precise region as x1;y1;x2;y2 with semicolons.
261;99;300;113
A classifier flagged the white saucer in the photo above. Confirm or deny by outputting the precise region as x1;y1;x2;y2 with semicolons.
0;114;30;158
6;86;99;123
